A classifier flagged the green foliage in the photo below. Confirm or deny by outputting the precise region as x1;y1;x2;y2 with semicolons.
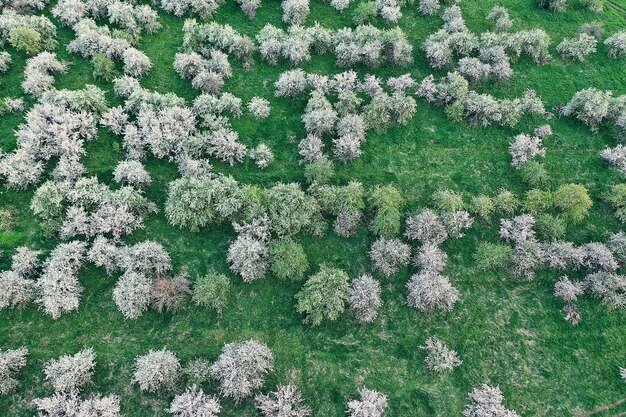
553;183;592;223
304;159;335;185
605;184;626;223
352;1;377;25
493;190;519;215
523;189;553;215
192;271;231;313
8;27;42;55
445;101;465;123
269;238;309;281
265;183;320;237
0;207;16;232
473;242;512;271
432;189;464;212
165;176;243;231
295;264;349;326
369;184;403;237
535;213;566;241
91;53;116;81
520;161;550;188
469;195;495;221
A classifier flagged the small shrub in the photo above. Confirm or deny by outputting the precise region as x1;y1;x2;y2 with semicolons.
535;213;566;241
152;273;192;312
210;340;274;402
43;348;96;392
420;337;462;373
352;2;377;25
132;348;181;394
520;161;550;188
347;274;382;323
192;271;231;313
406;271;459;311
0;347;28;395
168;386;221;417
346;387;387;417
553;184;592;223
295;264;349;326
269;238;309;281
91;53;116;81
255;384;311;417
369;237;411;277
463;384;520;417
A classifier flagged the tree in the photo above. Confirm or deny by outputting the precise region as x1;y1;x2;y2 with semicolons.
553;184;592;223
228;216;271;283
43;348;96;392
562;88;612;131
604;30;626;59
557;33;597;62
463;384;520;417
265;182;319;237
404;209;448;245
369;237;411;277
499;215;536;244
22;52;67;97
582;242;618;271
165;176;243;231
347;274;382;323
168;386;221;417
210;340;274;402
248;97;271;118
608;232;626;264
509;133;546;168
0;271;35;310
206;128;247;165
295;264;349;326
510;242;544;279
36;241;87;320
120;241;172;277
152;272;192;312
353;2;377;25
33;390;122;417
269;238;309;281
601;145;626;176
585;271;626;308
123;48;152;78
0;51;11;73
414;244;448;273
282;0;309;25
420;337;462;373
346;387;387;417
407;271;459;312
604;184;626;224
0;347;28;395
553;276;584;302
91;53;116;81
469;195;495;221
275;69;307;97
255;384;311;417
132;348;181;393
249;143;274;169
113;160;152;188
192;271;230;313
418;0;439;16
486;6;512;33
113;271;153;319
369;185;403;237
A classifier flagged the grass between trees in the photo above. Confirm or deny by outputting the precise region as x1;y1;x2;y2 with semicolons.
1;0;626;415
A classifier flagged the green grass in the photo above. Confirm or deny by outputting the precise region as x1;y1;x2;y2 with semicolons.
1;0;626;415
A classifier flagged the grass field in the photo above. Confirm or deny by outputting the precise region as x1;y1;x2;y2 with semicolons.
1;0;626;415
